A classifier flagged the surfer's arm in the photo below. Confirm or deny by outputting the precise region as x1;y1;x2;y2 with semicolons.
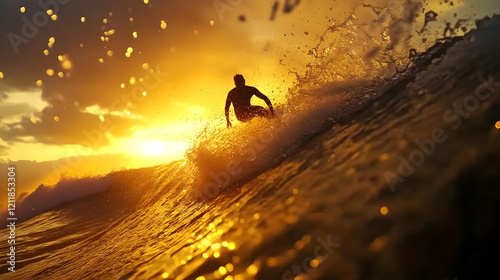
254;90;275;115
225;94;232;128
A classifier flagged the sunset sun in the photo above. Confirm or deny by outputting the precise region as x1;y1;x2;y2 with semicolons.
143;141;166;156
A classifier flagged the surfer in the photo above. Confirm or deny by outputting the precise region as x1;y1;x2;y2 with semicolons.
225;74;275;128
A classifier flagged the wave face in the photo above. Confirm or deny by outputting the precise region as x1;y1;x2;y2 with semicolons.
4;176;111;222
2;8;500;280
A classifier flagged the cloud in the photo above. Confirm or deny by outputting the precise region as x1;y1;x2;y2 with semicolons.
0;103;39;121
0;143;9;156
0;99;139;146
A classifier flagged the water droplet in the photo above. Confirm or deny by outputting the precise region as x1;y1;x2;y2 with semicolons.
246;264;258;275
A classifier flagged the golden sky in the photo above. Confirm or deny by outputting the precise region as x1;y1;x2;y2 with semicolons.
0;0;498;193
0;0;351;164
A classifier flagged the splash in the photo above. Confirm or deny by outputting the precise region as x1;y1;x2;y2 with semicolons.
184;0;424;200
287;0;421;93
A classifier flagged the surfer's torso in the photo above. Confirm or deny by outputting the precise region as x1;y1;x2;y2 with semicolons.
227;86;260;120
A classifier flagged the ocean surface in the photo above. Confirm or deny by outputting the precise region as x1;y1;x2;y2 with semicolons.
1;8;500;280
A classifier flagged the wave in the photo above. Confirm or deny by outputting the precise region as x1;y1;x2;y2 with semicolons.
184;13;500;202
4;175;111;222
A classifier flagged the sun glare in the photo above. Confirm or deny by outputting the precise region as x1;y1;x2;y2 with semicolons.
144;141;167;155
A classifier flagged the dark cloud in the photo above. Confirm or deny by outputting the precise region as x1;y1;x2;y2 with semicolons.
0;103;38;120
0;99;139;146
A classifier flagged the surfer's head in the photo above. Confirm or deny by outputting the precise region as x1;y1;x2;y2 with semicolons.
234;74;245;87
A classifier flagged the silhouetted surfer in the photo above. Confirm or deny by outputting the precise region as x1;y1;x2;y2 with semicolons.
225;74;275;128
